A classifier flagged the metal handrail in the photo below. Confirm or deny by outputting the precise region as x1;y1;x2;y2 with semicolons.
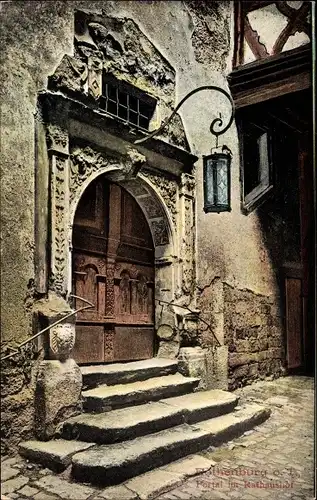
0;295;94;362
155;298;222;347
1;294;222;361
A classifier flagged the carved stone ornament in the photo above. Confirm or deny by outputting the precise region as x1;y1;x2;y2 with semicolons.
151;219;169;246
182;195;195;294
50;323;76;361
123;148;147;179
46;124;69;155
49;54;88;94
104;329;114;361
142;171;178;227
70;147;120;202
88;55;103;99
180;173;195;197
51;156;68;294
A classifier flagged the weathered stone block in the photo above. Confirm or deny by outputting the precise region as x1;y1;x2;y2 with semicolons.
268;347;283;359
233;365;249;378
1;367;25;397
33;293;75;357
235;301;249;314
258;338;268;351
235;340;250;352
235;328;248;340
249;327;260;338
268;337;281;348
256;350;269;362
1;476;29;495
248;363;259;377
1;463;20;482
258;361;270;375
158;309;175;328
178;347;207;390
250;315;262;327
157;341;179;359
269;326;282;338
34;359;82;440
229;352;257;368
231;314;247;329
249;339;260;352
270;304;283;317
205;346;228;390
260;304;271;315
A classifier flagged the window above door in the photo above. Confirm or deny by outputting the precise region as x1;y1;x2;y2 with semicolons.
100;74;157;131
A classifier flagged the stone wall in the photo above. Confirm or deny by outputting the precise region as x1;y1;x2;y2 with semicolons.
0;346;42;456
1;0;296;453
224;284;285;389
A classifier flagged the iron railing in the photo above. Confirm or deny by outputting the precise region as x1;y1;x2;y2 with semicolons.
0;295;94;362
1;295;222;362
155;298;222;347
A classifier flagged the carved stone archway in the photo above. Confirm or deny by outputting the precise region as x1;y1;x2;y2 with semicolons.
68;158;178;357
35;93;197;361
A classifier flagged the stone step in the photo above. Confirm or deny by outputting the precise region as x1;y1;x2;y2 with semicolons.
59;390;238;443
19;439;95;473
103;454;216;499
82;373;201;412
81;358;178;389
71;403;270;486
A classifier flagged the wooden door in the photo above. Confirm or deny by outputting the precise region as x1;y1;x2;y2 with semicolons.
285;134;314;372
72;177;155;364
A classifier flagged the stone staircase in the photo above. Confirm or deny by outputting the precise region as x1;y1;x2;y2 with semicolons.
19;358;270;487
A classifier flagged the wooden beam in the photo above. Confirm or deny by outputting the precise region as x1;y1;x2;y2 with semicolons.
232;71;311;108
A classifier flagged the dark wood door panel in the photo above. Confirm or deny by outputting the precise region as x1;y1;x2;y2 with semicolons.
72;177;155;364
114;327;154;361
72;325;105;364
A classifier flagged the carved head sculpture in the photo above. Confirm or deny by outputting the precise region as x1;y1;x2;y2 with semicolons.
50;323;76;361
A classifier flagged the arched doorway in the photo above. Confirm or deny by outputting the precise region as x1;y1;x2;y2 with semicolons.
71;175;155;364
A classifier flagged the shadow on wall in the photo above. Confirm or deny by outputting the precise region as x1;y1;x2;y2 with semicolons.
254;91;314;375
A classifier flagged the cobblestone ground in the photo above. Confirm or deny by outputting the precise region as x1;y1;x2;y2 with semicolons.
1;376;315;500
158;375;315;500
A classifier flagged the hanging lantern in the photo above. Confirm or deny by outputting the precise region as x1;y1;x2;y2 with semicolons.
203;146;232;213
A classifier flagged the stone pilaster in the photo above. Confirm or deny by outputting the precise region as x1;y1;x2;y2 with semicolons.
179;173;195;296
46;102;70;295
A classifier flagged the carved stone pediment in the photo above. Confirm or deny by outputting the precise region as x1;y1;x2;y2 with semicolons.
74;12;176;104
49;11;176;105
47;10;190;151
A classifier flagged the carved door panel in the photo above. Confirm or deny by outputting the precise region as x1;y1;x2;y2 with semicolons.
72;177;155;364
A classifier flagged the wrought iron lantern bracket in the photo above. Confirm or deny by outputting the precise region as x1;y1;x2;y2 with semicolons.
134;85;235;214
134;85;235;146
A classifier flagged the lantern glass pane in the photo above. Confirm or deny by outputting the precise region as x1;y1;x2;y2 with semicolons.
205;158;214;205
216;158;228;205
